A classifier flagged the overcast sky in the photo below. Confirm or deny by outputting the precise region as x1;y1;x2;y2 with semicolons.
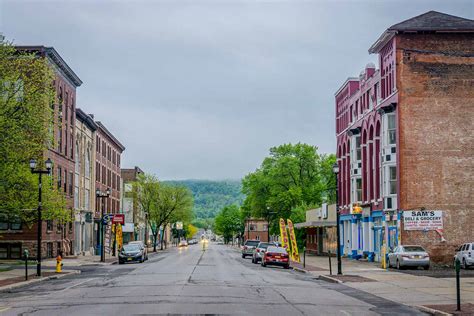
1;0;472;180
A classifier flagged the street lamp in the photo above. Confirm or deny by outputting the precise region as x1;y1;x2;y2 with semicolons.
266;206;277;242
29;158;52;277
333;162;342;275
96;187;110;262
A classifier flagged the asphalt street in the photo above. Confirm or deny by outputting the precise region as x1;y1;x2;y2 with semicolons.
0;243;426;315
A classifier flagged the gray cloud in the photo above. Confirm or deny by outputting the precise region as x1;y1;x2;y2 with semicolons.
1;0;472;179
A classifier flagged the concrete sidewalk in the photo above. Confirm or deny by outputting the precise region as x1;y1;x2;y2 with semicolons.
297;254;474;315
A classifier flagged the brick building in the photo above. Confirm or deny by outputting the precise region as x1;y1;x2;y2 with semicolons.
94;121;125;255
335;11;474;263
244;219;269;242
0;46;82;259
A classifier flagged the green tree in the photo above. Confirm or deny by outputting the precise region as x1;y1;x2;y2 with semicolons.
242;143;336;238
0;39;68;227
214;205;243;244
185;224;198;240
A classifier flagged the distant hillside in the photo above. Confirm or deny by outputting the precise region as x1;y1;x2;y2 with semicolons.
164;180;245;219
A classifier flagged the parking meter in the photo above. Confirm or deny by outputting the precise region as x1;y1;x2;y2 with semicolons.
23;249;29;280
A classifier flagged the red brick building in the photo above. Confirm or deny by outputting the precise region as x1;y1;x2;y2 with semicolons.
0;46;82;259
244;219;269;242
94;121;125;252
335;11;474;263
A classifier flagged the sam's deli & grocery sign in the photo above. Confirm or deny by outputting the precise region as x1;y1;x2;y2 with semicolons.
403;210;443;231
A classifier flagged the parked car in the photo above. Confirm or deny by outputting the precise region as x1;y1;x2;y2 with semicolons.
179;240;188;247
128;241;148;260
261;246;290;269
188;239;198;245
241;240;260;258
119;243;146;264
454;242;474;269
388;245;430;270
252;242;275;264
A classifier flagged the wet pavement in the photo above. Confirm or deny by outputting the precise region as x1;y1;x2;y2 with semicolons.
0;243;425;315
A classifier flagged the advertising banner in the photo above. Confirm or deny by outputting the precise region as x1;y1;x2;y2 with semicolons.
403;210;443;231
287;219;300;263
116;223;123;250
279;218;289;250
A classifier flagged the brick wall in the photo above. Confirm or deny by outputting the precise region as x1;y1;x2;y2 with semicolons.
396;33;474;263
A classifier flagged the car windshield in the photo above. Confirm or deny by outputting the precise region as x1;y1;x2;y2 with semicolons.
123;244;140;252
245;241;260;247
257;243;272;249
266;246;287;254
404;246;425;252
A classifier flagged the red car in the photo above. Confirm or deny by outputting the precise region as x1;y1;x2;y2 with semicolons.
261;246;290;269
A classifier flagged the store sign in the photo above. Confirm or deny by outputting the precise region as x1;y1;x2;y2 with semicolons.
403;210;443;231
113;214;125;225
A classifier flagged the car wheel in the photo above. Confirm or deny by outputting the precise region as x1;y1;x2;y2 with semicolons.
424;265;430;270
261;261;266;267
284;265;290;269
463;259;467;269
119;261;123;265
242;254;246;258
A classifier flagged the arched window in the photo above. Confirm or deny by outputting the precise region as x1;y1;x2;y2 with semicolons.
85;147;91;178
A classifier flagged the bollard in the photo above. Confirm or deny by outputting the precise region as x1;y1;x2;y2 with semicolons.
303;247;306;268
56;255;62;273
24;249;29;281
328;250;333;276
455;258;461;311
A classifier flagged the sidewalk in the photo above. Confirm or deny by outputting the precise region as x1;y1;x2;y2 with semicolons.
296;254;474;315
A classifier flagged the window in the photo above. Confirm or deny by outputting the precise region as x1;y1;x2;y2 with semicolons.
387;114;396;145
0;214;8;230
85;148;91;178
64;169;67;193
47;243;53;258
389;166;397;195
57;166;62;190
356;178;362;202
0;245;7;259
96;136;100;153
47;220;53;231
10;217;21;230
96;162;100;181
10;244;21;259
249;224;257;231
75;141;80;174
58;129;62;152
355;136;361;160
69;172;73;195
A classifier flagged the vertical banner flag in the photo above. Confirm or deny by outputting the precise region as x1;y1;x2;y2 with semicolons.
116;224;123;250
279;218;289;250
287;219;300;262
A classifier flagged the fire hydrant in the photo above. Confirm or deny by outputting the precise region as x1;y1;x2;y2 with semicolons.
56;255;62;273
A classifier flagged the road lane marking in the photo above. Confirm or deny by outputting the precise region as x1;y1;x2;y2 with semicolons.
0;306;11;313
59;278;95;293
340;310;351;316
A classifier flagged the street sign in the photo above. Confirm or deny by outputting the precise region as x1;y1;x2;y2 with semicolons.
102;214;114;225
113;214;125;225
403;210;443;231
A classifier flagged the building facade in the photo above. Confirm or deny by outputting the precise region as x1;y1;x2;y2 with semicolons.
244;219;269;242
0;46;82;259
94;122;125;255
121;167;146;244
74;109;97;255
335;11;474;263
294;204;337;255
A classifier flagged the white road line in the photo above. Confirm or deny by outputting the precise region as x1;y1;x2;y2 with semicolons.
59;278;95;293
0;306;11;313
340;310;351;316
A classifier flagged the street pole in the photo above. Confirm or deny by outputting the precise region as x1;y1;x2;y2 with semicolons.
101;198;105;262
30;158;52;277
333;163;342;275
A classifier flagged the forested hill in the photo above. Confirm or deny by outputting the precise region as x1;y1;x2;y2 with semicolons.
164;180;245;219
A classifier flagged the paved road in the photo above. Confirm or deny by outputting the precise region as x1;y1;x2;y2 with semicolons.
0;243;425;315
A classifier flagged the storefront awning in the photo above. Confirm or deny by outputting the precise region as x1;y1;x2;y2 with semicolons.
294;221;337;229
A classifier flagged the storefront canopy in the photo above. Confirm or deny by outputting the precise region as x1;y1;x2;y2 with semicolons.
294;221;337;229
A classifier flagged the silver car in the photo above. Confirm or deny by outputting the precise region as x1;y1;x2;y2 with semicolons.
388;245;430;270
454;242;474;269
241;240;260;258
252;242;275;264
128;241;148;260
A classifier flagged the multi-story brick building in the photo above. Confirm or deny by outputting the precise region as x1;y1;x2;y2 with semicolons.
94;121;125;255
74;109;97;255
244;219;269;242
0;46;82;259
335;11;474;263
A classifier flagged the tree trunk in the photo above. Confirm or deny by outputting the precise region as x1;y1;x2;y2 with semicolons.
153;233;157;252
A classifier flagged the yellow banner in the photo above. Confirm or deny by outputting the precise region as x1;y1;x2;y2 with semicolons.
279;218;289;250
287;219;300;262
116;224;123;250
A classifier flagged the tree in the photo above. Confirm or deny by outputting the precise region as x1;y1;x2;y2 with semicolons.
214;205;243;244
186;224;198;240
242;143;336;238
0;39;68;226
133;174;160;248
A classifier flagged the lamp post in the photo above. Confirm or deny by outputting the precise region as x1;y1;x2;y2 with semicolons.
266;207;277;242
96;187;111;262
333;162;342;275
29;158;52;277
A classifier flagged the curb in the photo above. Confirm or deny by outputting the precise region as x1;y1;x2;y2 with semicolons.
318;274;343;284
415;305;452;316
0;270;81;293
292;266;308;274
